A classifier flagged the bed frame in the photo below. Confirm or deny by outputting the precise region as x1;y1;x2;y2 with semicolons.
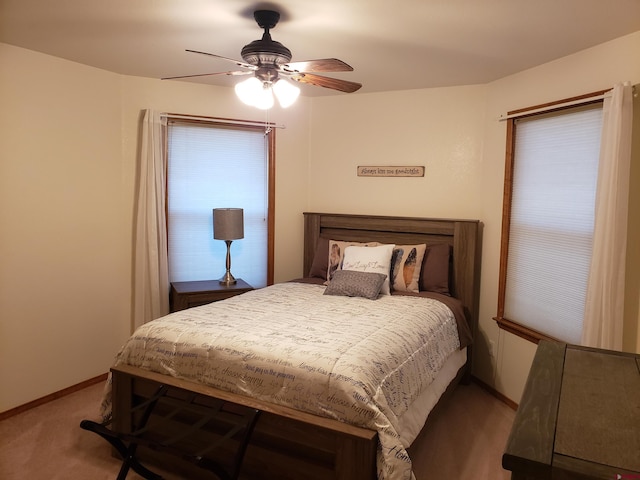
109;212;482;480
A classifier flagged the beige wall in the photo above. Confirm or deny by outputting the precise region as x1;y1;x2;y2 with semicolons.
1;30;639;412
0;44;311;412
307;85;487;219
0;45;129;412
308;30;640;403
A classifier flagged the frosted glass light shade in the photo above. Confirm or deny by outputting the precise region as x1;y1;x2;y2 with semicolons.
253;87;274;110
234;76;261;105
235;77;274;110
273;78;300;108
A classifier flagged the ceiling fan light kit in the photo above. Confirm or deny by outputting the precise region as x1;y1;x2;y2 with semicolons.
235;68;300;109
164;9;361;109
235;76;300;109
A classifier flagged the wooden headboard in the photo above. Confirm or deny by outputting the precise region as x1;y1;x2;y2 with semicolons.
303;212;482;351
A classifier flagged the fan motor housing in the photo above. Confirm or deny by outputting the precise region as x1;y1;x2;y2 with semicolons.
241;34;292;66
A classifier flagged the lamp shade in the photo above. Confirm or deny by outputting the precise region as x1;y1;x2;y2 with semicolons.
213;208;244;240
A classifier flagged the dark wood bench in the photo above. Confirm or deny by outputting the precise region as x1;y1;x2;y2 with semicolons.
503;340;640;479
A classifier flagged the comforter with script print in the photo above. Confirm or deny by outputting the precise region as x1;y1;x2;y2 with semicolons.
102;282;461;480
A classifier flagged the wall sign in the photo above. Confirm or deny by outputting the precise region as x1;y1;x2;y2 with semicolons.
357;166;425;177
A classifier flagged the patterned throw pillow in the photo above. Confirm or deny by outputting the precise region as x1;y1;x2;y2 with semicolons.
326;240;380;282
341;244;395;295
324;270;387;300
390;244;427;293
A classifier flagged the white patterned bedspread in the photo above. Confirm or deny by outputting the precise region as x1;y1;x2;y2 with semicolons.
103;282;461;480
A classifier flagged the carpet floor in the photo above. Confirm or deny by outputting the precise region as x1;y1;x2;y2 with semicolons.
0;379;515;479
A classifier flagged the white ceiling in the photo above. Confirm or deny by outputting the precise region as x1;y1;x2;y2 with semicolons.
1;0;639;97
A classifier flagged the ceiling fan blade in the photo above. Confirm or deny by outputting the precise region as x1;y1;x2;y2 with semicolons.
282;58;354;73
291;73;362;93
185;49;257;70
162;70;252;80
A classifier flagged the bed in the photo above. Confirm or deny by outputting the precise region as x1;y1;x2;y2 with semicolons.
99;212;481;480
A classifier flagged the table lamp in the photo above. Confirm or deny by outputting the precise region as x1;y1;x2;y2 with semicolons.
213;208;244;285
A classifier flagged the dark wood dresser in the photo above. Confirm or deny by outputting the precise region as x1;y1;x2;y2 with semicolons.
503;340;640;479
169;279;253;312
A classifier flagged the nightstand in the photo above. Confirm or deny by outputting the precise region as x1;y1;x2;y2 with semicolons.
169;279;253;312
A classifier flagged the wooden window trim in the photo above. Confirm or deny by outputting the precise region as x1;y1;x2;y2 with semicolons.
266;127;276;285
164;116;275;286
494;90;608;344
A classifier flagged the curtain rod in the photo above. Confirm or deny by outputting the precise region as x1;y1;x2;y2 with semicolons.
161;113;286;129
498;91;611;121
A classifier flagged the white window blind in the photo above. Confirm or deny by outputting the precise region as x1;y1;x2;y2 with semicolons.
504;104;603;343
167;122;268;288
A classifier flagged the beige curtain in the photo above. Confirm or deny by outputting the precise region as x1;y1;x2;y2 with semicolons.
582;82;633;349
133;109;169;330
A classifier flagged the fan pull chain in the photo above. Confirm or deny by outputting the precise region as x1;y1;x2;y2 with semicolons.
264;107;271;135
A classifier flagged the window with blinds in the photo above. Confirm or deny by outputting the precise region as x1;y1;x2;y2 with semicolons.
167;120;274;288
497;102;603;344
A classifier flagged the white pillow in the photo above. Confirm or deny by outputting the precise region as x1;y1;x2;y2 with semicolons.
326;240;380;282
341;244;395;295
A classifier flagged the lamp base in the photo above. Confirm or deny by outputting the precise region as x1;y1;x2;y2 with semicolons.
219;271;237;286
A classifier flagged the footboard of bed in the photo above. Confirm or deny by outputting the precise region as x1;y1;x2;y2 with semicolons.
111;365;377;480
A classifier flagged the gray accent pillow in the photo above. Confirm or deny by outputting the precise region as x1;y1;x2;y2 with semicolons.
323;270;387;300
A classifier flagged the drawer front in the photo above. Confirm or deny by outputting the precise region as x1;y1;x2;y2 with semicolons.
171;287;252;312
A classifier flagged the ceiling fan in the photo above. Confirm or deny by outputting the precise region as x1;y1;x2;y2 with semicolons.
163;10;362;108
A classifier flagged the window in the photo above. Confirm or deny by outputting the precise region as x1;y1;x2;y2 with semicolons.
166;118;275;288
496;96;604;344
